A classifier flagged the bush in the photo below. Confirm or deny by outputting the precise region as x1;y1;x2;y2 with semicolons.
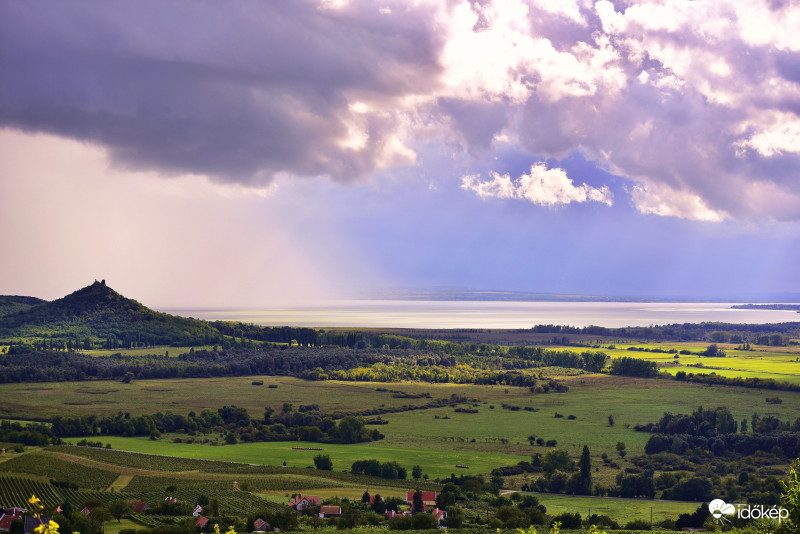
625;519;652;530
313;454;333;470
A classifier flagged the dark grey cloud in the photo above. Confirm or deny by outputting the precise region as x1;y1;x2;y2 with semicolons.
0;1;443;184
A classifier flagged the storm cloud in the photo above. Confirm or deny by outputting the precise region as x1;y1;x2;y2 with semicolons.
2;0;800;220
0;1;442;183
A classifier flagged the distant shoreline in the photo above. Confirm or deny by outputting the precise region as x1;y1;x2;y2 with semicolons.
158;301;800;329
732;303;800;312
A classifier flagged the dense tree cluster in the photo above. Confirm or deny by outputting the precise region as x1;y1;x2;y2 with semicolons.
524;322;800;343
609;356;659;377
47;406;382;444
638;407;800;459
350;459;408;479
0;346;569;391
675;371;800;392
0;419;55;446
0;295;46;317
0;346;390;383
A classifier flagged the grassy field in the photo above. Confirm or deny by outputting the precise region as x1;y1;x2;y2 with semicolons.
3;346;799;526
0;376;486;420
90;437;526;480
81;346;217;358
6;373;793;488
550;342;800;384
7;376;800;458
523;493;699;525
103;518;142;534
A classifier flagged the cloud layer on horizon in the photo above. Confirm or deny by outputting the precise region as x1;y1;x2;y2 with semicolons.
2;0;800;221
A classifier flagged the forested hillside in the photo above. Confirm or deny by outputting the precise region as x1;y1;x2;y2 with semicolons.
0;295;46;317
0;280;221;346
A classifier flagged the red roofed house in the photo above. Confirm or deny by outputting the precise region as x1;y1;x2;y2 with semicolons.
0;513;21;533
287;494;320;511
431;508;447;525
405;491;437;507
0;508;25;533
1;510;26;517
133;501;148;514
319;506;341;518
195;516;209;528
253;518;279;532
164;497;180;504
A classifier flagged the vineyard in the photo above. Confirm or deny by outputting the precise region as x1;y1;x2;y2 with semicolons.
0;451;118;489
50;446;440;491
125;476;283;517
0;476;128;509
51;446;289;474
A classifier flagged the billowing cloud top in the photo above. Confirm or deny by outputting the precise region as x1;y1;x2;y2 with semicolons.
2;0;800;220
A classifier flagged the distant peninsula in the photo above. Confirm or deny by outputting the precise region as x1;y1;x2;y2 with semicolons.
731;303;800;312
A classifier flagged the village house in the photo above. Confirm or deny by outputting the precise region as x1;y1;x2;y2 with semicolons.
286;494;320;511
132;500;148;514
404;491;437;508
431;508;447;525
319;505;342;518
252;517;280;532
0;508;25;533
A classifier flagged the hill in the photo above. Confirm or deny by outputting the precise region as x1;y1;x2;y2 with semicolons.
0;280;221;346
0;295;47;317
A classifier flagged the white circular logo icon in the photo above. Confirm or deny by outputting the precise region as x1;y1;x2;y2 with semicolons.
709;499;736;519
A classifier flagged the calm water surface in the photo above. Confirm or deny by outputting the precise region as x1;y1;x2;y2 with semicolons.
162;301;800;329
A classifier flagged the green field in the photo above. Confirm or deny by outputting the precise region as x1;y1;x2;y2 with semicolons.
86;437;524;480
7;375;800;461
549;342;800;384
0;376;483;420
81;346;206;358
3;339;800;529
522;493;699;525
6;373;796;491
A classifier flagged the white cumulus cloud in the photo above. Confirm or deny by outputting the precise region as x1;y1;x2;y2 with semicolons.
461;163;613;207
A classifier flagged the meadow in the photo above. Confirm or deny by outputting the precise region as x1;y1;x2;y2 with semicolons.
5;373;799;487
3;331;800;530
526;494;699;526
551;342;800;384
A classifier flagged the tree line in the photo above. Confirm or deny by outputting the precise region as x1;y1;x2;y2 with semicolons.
47;405;382;444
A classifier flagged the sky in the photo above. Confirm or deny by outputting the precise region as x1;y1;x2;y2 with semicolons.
1;0;800;308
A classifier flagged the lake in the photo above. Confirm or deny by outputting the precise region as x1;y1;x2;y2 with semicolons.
161;301;800;329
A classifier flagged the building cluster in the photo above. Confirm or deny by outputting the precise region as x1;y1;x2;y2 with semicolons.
0;507;52;534
287;491;447;526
